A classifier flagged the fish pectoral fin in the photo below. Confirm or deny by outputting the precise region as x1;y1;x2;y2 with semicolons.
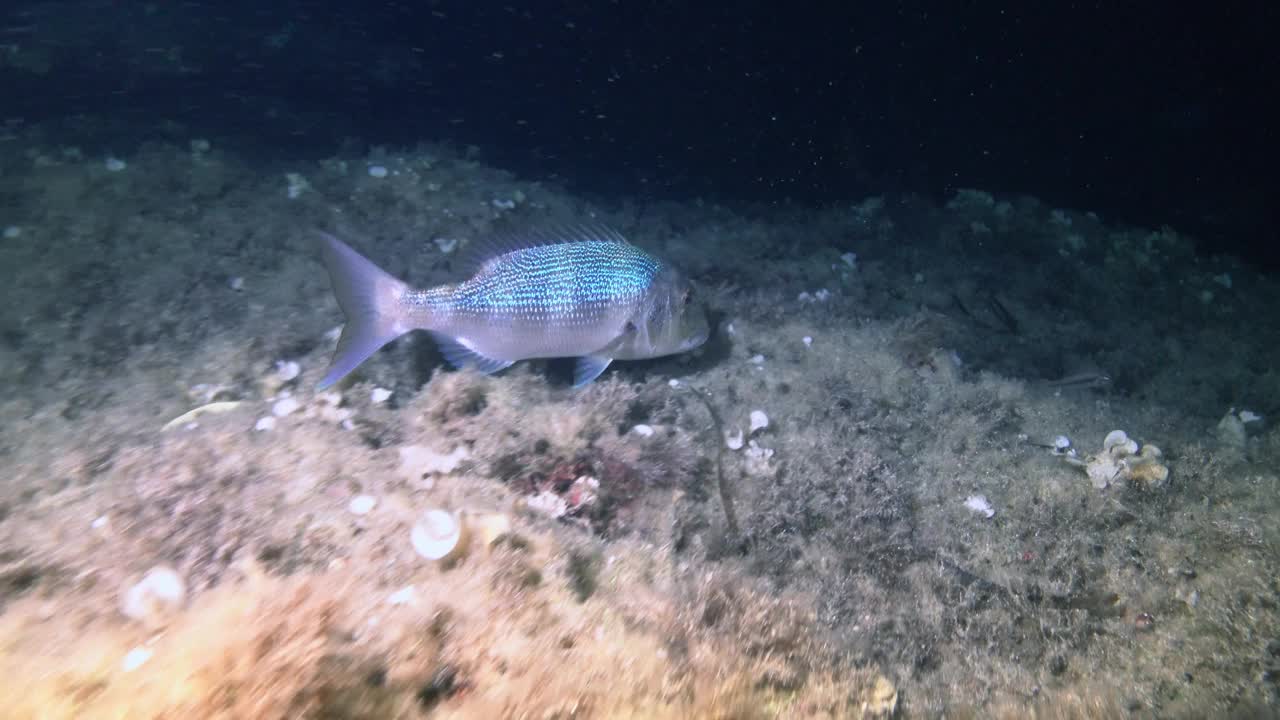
430;333;515;375
573;355;613;388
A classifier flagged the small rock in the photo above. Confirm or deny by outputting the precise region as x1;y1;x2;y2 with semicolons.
1237;409;1266;437
433;237;459;254
631;424;655;437
316;391;343;407
744;440;775;476
91;515;109;530
254;416;277;432
371;387;393;405
471;512;512;547
1048;655;1068;676
286;172;309;199
104;157;127;172
2;226;21;239
861;674;898;717
368;165;388;178
525;490;569;519
749;354;765;365
399;445;469;480
802;335;813;347
416;665;460;709
228;275;245;291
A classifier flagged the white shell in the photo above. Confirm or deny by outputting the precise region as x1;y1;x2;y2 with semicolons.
387;586;418;606
122;647;153;672
348;494;376;515
411;509;465;561
725;427;745;450
1103;430;1138;456
749;410;770;434
161;400;242;431
121;565;187;623
271;396;301;418
963;495;995;518
1102;430;1129;452
275;360;301;382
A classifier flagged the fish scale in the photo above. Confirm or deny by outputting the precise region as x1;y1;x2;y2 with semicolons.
316;228;709;389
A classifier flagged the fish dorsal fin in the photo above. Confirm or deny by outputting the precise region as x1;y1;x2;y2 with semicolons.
573;355;613;387
460;222;630;275
429;332;515;375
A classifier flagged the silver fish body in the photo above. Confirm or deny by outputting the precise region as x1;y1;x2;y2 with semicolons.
317;228;709;389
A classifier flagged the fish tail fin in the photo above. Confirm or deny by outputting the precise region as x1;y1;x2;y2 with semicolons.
316;231;413;390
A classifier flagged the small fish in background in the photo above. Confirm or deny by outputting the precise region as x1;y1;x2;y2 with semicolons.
316;226;710;389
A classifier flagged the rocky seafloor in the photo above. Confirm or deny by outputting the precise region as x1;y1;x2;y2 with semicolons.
0;135;1277;718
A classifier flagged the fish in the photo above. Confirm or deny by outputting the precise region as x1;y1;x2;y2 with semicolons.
316;227;711;390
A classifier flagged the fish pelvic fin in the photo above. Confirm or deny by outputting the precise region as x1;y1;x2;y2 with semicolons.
316;231;414;390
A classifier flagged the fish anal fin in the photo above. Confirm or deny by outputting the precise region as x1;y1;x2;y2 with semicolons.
430;332;514;375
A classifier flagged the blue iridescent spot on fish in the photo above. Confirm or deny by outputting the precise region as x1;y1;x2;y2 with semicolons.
316;226;710;389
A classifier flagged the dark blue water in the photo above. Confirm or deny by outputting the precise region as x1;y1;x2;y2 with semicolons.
4;1;1277;267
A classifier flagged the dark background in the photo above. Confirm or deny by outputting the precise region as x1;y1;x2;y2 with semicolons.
4;1;1277;267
